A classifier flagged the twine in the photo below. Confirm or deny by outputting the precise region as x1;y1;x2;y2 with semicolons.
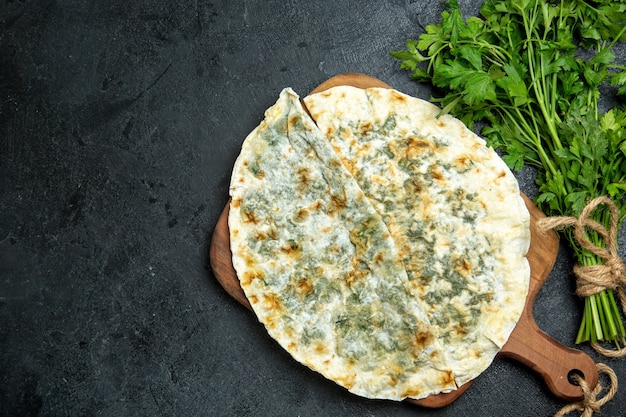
537;196;626;357
554;363;618;417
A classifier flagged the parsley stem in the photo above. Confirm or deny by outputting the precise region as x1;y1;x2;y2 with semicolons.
608;289;626;344
589;295;602;342
600;290;618;340
575;311;587;344
608;24;626;50
516;0;566;193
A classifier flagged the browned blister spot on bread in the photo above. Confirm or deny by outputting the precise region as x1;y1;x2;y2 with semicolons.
438;369;455;387
309;199;324;211
413;330;435;350
295;207;310;221
327;190;347;216
455;257;472;278
344;255;369;288
241;267;264;287
241;207;260;224
430;166;444;182
296;278;313;297
358;121;373;135
336;373;357;390
297;166;311;191
281;240;302;260
405;136;432;159
453;323;467;337
262;293;283;314
389;89;409;104
401;386;422;398
315;342;327;354
454;154;471;170
288;115;301;129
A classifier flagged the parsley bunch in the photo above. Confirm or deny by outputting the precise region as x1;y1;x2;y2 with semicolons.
392;0;626;346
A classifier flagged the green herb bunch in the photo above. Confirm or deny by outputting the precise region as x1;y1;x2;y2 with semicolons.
392;0;626;347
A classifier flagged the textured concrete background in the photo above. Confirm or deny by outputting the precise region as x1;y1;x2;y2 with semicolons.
1;0;625;416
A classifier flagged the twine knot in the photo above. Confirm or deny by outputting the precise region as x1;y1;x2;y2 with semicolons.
536;196;626;358
554;363;618;417
537;196;625;296
573;259;625;299
610;257;626;279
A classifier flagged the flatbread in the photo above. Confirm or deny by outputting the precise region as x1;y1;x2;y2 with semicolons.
228;86;531;401
303;86;530;387
229;88;456;400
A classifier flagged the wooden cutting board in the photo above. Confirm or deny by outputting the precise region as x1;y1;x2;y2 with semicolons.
209;73;598;408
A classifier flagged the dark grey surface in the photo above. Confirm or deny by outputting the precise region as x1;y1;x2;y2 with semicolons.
1;0;625;416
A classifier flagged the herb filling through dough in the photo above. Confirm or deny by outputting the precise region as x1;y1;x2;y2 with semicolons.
229;87;530;401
